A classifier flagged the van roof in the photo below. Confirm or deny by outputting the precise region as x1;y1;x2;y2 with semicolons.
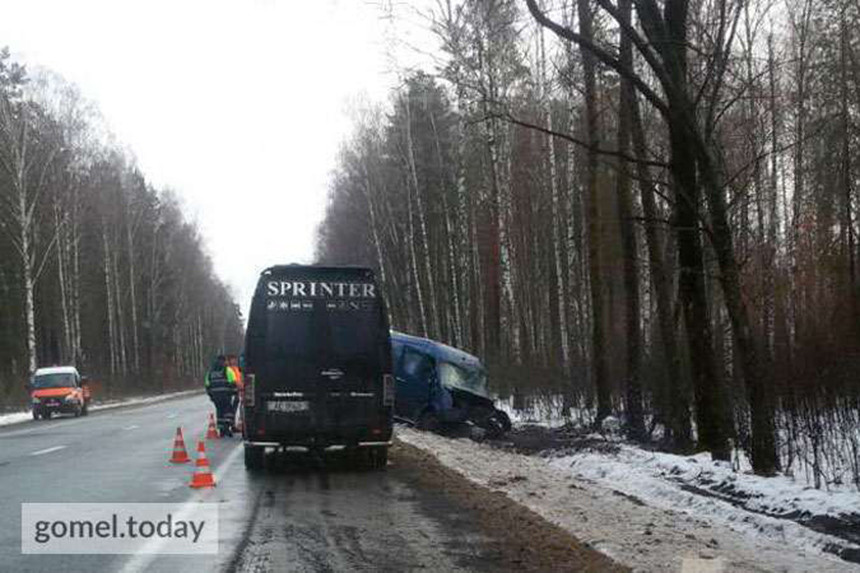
391;331;484;371
34;366;79;376
261;264;374;275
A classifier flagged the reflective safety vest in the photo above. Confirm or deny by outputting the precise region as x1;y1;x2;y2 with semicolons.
227;366;243;390
205;367;236;392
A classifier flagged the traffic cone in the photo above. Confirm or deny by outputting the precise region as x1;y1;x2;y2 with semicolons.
206;413;219;439
169;427;190;464
189;440;216;488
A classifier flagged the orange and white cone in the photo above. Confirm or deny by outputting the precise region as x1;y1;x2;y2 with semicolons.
169;427;190;464
189;440;216;488
206;413;219;439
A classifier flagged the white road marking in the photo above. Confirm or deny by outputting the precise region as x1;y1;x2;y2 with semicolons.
29;445;66;456
119;441;244;573
166;414;178;419
123;425;139;430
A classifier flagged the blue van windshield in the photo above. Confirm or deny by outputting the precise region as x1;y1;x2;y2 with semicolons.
438;361;489;398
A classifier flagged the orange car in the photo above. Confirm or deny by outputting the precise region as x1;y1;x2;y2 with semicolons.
29;366;91;420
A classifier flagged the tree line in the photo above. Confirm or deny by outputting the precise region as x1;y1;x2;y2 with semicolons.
316;0;860;481
0;49;243;406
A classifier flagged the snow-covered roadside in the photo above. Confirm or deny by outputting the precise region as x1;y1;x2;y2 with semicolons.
398;427;858;572
558;442;860;534
0;389;201;427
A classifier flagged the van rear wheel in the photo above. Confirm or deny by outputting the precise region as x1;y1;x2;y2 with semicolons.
244;444;264;471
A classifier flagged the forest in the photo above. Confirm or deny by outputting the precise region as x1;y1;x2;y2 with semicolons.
0;49;244;407
316;0;860;482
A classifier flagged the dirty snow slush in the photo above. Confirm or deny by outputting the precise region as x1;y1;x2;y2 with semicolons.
228;441;622;572
400;426;859;572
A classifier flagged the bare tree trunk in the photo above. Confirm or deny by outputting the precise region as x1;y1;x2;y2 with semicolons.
196;314;204;376
147;220;161;372
360;159;393;327
578;0;611;424
0;113;39;374
699;140;779;472
539;18;571;372
55;203;71;362
455;95;473;349
617;0;645;439
497;121;521;362
840;10;857;323
20;188;37;373
103;226;117;377
790;0;813;350
658;0;731;460
764;33;779;362
403;93;439;339
113;250;127;376
406;176;428;337
631;98;691;447
471;191;486;357
127;211;141;373
70;187;82;363
442;192;463;345
429;108;464;347
563;3;586;414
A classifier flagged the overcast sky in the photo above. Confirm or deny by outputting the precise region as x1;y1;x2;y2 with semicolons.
0;0;434;315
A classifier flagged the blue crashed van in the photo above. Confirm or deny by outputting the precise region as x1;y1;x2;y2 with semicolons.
391;331;511;436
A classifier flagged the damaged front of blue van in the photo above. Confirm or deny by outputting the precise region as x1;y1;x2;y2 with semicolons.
391;331;511;437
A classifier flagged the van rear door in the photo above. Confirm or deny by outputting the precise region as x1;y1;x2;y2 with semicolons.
245;267;391;443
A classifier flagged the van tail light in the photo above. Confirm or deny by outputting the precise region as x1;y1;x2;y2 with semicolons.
383;374;394;406
245;374;255;407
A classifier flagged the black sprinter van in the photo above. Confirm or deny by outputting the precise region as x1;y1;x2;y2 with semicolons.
242;265;394;470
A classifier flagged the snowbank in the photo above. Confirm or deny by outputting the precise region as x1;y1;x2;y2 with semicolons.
398;427;857;572
0;389;201;427
0;412;33;427
560;441;860;527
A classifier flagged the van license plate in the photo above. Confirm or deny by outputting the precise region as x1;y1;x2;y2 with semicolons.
268;401;309;413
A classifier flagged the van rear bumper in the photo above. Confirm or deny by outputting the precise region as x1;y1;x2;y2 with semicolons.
242;422;393;448
245;440;392;449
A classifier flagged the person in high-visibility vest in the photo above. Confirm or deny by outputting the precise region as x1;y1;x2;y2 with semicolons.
226;355;243;391
226;355;244;433
205;355;238;437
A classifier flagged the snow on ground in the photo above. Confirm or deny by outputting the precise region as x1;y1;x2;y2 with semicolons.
561;441;860;527
496;394;579;428
0;389;200;427
0;411;33;427
497;393;860;494
398;426;859;572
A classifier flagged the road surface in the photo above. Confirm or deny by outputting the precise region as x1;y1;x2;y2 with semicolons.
0;394;617;573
